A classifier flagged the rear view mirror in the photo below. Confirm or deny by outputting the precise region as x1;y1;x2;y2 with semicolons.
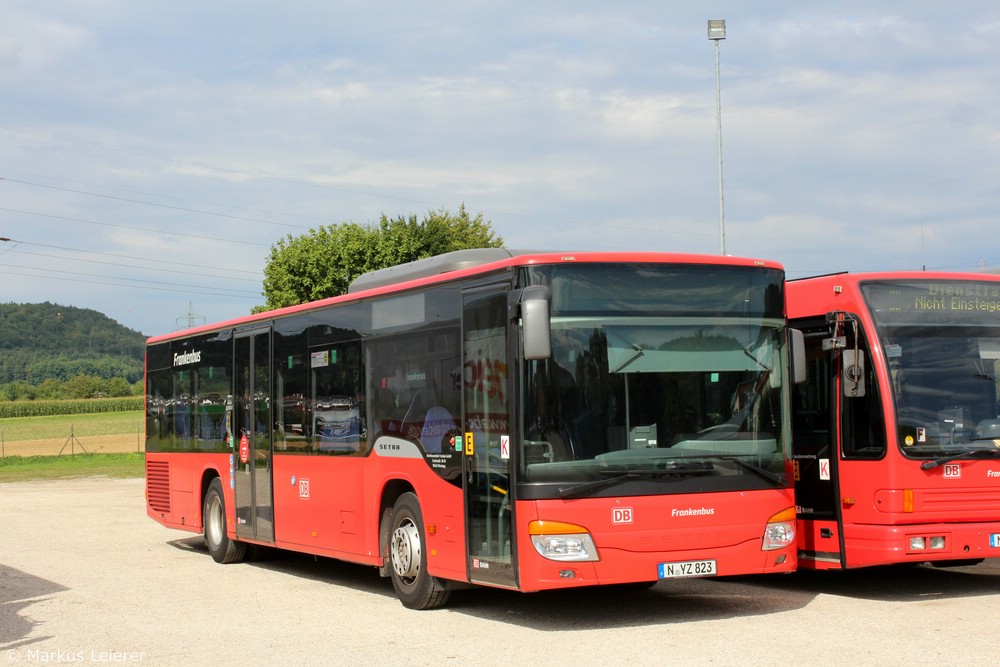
789;328;806;385
520;286;551;360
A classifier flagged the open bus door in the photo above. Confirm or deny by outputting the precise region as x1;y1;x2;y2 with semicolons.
462;284;517;589
793;318;845;568
234;327;275;543
793;313;887;569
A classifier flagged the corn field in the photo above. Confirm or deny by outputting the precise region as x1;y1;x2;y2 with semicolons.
0;397;143;419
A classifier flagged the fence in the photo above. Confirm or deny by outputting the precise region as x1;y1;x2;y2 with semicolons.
0;423;144;458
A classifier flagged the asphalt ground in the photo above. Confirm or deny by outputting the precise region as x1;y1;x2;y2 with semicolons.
3;477;1000;666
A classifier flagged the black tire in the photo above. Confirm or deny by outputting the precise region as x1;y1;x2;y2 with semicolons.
203;478;247;564
386;492;451;609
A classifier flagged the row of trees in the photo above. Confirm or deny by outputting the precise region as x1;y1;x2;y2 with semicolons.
2;375;143;402
0;353;143;387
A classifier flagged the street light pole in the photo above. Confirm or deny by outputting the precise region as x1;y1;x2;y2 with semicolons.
708;19;726;255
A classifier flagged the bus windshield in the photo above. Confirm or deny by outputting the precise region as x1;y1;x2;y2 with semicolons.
519;263;790;494
863;280;1000;458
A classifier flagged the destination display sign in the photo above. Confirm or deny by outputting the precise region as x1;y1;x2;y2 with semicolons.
862;280;1000;325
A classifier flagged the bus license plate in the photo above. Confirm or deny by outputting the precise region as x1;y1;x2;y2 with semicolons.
990;534;1000;548
658;559;717;578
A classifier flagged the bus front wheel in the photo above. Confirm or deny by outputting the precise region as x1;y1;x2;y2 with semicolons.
387;492;451;610
203;478;247;564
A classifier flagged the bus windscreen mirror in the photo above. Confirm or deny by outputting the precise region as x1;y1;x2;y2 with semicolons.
521;286;551;360
790;328;806;385
842;349;865;397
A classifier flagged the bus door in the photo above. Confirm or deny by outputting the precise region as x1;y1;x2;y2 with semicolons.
793;314;888;568
462;285;517;589
792;319;844;567
234;327;275;543
830;314;887;567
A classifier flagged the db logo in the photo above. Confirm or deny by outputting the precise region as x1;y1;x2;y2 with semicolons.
943;463;961;479
612;507;633;524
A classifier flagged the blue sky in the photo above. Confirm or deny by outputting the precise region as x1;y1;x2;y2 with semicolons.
1;2;998;335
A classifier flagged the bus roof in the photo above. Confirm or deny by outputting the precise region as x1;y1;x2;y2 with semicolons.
788;269;1000;286
786;269;1000;320
347;248;525;293
148;249;784;344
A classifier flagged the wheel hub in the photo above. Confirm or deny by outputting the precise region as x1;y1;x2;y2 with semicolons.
391;519;421;581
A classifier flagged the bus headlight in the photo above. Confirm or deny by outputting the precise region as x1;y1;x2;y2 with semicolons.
529;520;600;562
762;507;796;551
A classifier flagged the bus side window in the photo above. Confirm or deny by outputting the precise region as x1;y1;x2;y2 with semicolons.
307;339;366;455
841;333;886;460
792;326;833;457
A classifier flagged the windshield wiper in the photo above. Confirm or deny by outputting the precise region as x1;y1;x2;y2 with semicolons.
557;472;641;499
692;455;786;487
920;448;1000;470
610;342;645;373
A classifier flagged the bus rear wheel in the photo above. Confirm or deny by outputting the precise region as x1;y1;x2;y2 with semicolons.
203;478;247;564
387;492;450;610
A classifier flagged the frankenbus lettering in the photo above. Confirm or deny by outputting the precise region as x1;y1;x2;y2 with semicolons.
172;350;201;366
671;507;715;517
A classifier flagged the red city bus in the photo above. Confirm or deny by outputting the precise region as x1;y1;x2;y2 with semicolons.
788;271;1000;570
145;249;799;608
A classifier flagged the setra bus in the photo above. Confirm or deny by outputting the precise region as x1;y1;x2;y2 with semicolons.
788;271;1000;570
145;249;800;609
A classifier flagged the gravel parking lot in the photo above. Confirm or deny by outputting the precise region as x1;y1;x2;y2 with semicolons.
3;477;1000;666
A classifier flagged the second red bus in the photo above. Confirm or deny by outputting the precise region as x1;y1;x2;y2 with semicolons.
789;271;1000;569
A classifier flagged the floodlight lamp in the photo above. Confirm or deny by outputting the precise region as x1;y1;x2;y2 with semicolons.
707;19;726;40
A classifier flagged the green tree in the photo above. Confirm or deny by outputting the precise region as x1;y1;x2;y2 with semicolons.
258;205;503;310
65;374;104;399
35;378;64;400
105;377;133;397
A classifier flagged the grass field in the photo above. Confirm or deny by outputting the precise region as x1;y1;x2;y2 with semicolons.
0;452;145;482
0;411;146;481
0;410;144;441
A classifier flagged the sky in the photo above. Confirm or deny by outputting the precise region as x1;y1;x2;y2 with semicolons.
2;2;999;336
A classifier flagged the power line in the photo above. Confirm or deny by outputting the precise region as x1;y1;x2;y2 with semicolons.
0;206;271;247
0;238;261;276
0;125;696;236
0;263;258;295
0;168;338;227
0;176;314;230
2;246;260;283
0;267;261;299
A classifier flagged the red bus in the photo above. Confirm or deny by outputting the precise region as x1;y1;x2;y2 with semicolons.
145;249;799;608
788;271;1000;570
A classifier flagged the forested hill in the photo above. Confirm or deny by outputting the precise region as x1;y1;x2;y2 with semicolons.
0;302;145;386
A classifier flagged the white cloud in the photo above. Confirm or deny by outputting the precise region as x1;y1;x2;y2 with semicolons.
0;9;91;76
2;1;1000;334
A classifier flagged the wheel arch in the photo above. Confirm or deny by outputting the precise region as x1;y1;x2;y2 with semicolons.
198;467;223;530
377;478;416;577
